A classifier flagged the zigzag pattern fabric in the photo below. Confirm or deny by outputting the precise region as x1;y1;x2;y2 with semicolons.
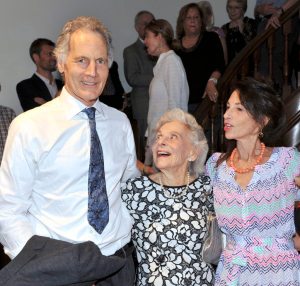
83;107;109;234
206;147;300;286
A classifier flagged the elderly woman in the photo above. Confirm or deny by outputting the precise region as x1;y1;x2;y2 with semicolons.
144;19;189;166
122;108;215;286
206;78;300;285
222;0;257;65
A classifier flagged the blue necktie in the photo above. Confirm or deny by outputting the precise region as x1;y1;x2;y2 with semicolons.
83;107;109;234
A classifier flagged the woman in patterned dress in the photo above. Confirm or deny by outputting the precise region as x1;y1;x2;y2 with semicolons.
206;78;300;285
122;108;215;286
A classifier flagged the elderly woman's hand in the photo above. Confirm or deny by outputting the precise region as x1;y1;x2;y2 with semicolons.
136;160;156;175
143;165;155;175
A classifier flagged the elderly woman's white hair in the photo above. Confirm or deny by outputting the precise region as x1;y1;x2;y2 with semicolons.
54;16;113;68
154;108;208;176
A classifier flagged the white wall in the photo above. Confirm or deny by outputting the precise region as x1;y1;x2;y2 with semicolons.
0;0;255;114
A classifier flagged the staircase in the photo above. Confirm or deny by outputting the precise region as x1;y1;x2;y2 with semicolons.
194;1;300;153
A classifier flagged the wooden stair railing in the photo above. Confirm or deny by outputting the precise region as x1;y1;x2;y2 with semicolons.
280;88;300;149
194;1;300;154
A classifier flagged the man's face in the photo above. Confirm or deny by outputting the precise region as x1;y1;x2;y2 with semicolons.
135;13;154;40
58;29;109;106
35;44;57;72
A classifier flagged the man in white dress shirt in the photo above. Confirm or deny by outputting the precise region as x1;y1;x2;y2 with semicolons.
0;16;139;285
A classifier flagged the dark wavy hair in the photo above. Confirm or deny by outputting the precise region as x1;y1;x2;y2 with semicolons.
217;77;286;166
176;3;205;41
145;19;174;49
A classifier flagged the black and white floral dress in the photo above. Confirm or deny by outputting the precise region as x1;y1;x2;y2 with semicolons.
122;175;215;286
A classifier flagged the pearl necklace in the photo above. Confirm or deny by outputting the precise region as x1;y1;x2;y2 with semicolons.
159;172;190;199
230;143;266;174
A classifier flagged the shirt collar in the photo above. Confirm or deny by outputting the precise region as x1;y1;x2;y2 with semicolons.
58;87;106;120
35;72;55;85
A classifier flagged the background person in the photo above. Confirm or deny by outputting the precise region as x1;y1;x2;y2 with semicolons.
143;19;189;167
123;11;156;161
206;78;300;285
16;38;63;111
255;0;298;91
0;16;139;285
0;105;16;163
0;105;16;269
122;108;215;286
222;0;257;66
260;0;299;29
175;2;225;113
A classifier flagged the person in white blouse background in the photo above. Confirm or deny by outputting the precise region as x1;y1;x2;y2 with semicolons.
0;16;139;285
143;19;189;167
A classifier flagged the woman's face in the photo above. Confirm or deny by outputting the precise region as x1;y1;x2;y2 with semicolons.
144;30;162;56
183;8;202;36
223;90;261;141
152;121;196;173
227;0;244;21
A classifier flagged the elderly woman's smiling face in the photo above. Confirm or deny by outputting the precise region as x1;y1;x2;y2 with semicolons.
152;121;196;173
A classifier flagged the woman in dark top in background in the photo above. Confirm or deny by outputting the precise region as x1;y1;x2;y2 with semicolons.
175;2;225;114
222;0;257;65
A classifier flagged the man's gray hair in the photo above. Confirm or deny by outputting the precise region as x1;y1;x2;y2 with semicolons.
154;108;208;176
54;16;113;67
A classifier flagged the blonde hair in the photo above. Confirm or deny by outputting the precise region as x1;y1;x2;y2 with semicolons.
198;1;214;30
226;0;248;13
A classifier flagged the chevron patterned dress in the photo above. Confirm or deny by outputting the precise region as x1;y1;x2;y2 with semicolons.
206;147;300;286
